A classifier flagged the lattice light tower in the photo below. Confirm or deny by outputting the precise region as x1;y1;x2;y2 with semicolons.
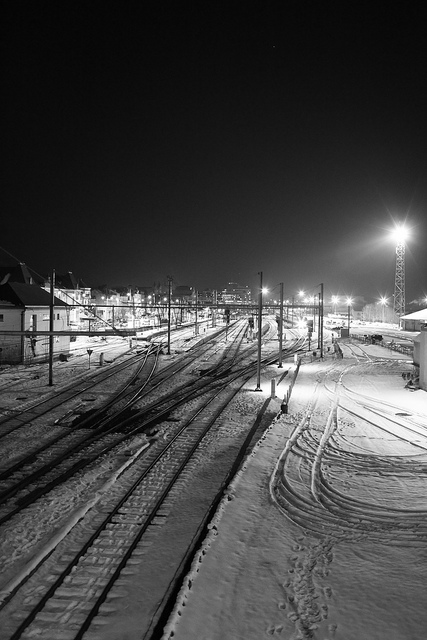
392;224;408;319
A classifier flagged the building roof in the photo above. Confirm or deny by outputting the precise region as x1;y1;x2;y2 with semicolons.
55;272;88;289
0;283;68;307
401;308;427;320
0;263;44;286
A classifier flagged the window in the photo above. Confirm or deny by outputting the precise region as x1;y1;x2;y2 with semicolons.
0;314;4;322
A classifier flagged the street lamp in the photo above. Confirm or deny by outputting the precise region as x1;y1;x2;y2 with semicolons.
346;297;353;330
255;272;266;391
331;295;339;315
297;290;305;321
278;282;284;369
379;295;388;323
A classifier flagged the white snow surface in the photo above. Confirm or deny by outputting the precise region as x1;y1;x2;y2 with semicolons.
2;331;426;640
162;346;427;640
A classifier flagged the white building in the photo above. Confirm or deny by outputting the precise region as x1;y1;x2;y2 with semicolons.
0;282;70;364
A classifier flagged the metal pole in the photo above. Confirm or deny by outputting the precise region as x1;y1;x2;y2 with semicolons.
194;289;199;335
278;282;283;368
212;290;217;327
167;276;172;354
320;283;324;358
255;271;263;391
48;269;55;386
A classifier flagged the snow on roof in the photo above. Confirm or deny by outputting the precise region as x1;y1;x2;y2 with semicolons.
0;282;67;307
401;308;427;320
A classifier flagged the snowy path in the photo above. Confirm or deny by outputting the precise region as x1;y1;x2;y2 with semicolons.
164;351;427;640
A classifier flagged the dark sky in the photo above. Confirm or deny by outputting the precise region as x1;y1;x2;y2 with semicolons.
2;1;427;304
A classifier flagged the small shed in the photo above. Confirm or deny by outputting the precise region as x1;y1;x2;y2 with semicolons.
400;309;427;332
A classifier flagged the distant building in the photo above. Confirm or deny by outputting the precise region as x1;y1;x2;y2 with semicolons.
173;285;193;302
221;283;252;305
0;282;70;364
42;272;92;325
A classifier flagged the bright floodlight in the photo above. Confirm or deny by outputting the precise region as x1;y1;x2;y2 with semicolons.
391;223;409;245
261;287;268;294
346;296;353;306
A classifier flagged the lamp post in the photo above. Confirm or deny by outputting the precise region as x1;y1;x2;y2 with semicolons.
167;276;172;354
319;283;324;358
331;295;339;315
278;282;284;368
255;271;264;391
346;297;353;331
379;295;388;323
298;290;305;321
194;289;199;336
48;269;55;386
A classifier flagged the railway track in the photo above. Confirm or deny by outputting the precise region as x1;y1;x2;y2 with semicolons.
0;323;248;526
0;316;303;639
0;346;154;437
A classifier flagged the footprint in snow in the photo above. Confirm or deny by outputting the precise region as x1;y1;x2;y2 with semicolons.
266;624;284;635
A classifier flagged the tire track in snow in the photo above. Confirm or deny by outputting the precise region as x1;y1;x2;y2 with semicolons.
270;362;427;639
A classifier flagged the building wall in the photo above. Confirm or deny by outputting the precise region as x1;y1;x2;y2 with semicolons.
0;307;24;364
420;326;427;392
23;306;70;363
0;306;70;364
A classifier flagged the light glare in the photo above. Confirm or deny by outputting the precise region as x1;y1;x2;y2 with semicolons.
391;223;409;245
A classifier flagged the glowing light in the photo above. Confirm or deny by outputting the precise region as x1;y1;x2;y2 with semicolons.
346;297;353;306
391;223;409;245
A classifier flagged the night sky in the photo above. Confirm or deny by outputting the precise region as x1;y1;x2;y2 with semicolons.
2;1;427;305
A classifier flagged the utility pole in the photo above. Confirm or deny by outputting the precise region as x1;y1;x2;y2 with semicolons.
255;271;263;391
212;290;217;327
167;276;172;355
278;282;284;368
319;282;324;358
194;289;199;335
48;269;55;386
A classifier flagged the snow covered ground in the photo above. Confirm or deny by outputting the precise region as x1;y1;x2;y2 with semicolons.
162;342;427;640
1;327;426;640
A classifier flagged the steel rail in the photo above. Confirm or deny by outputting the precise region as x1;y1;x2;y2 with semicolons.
0;323;251;523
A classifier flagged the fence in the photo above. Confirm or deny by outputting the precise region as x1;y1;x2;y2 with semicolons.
352;334;413;357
